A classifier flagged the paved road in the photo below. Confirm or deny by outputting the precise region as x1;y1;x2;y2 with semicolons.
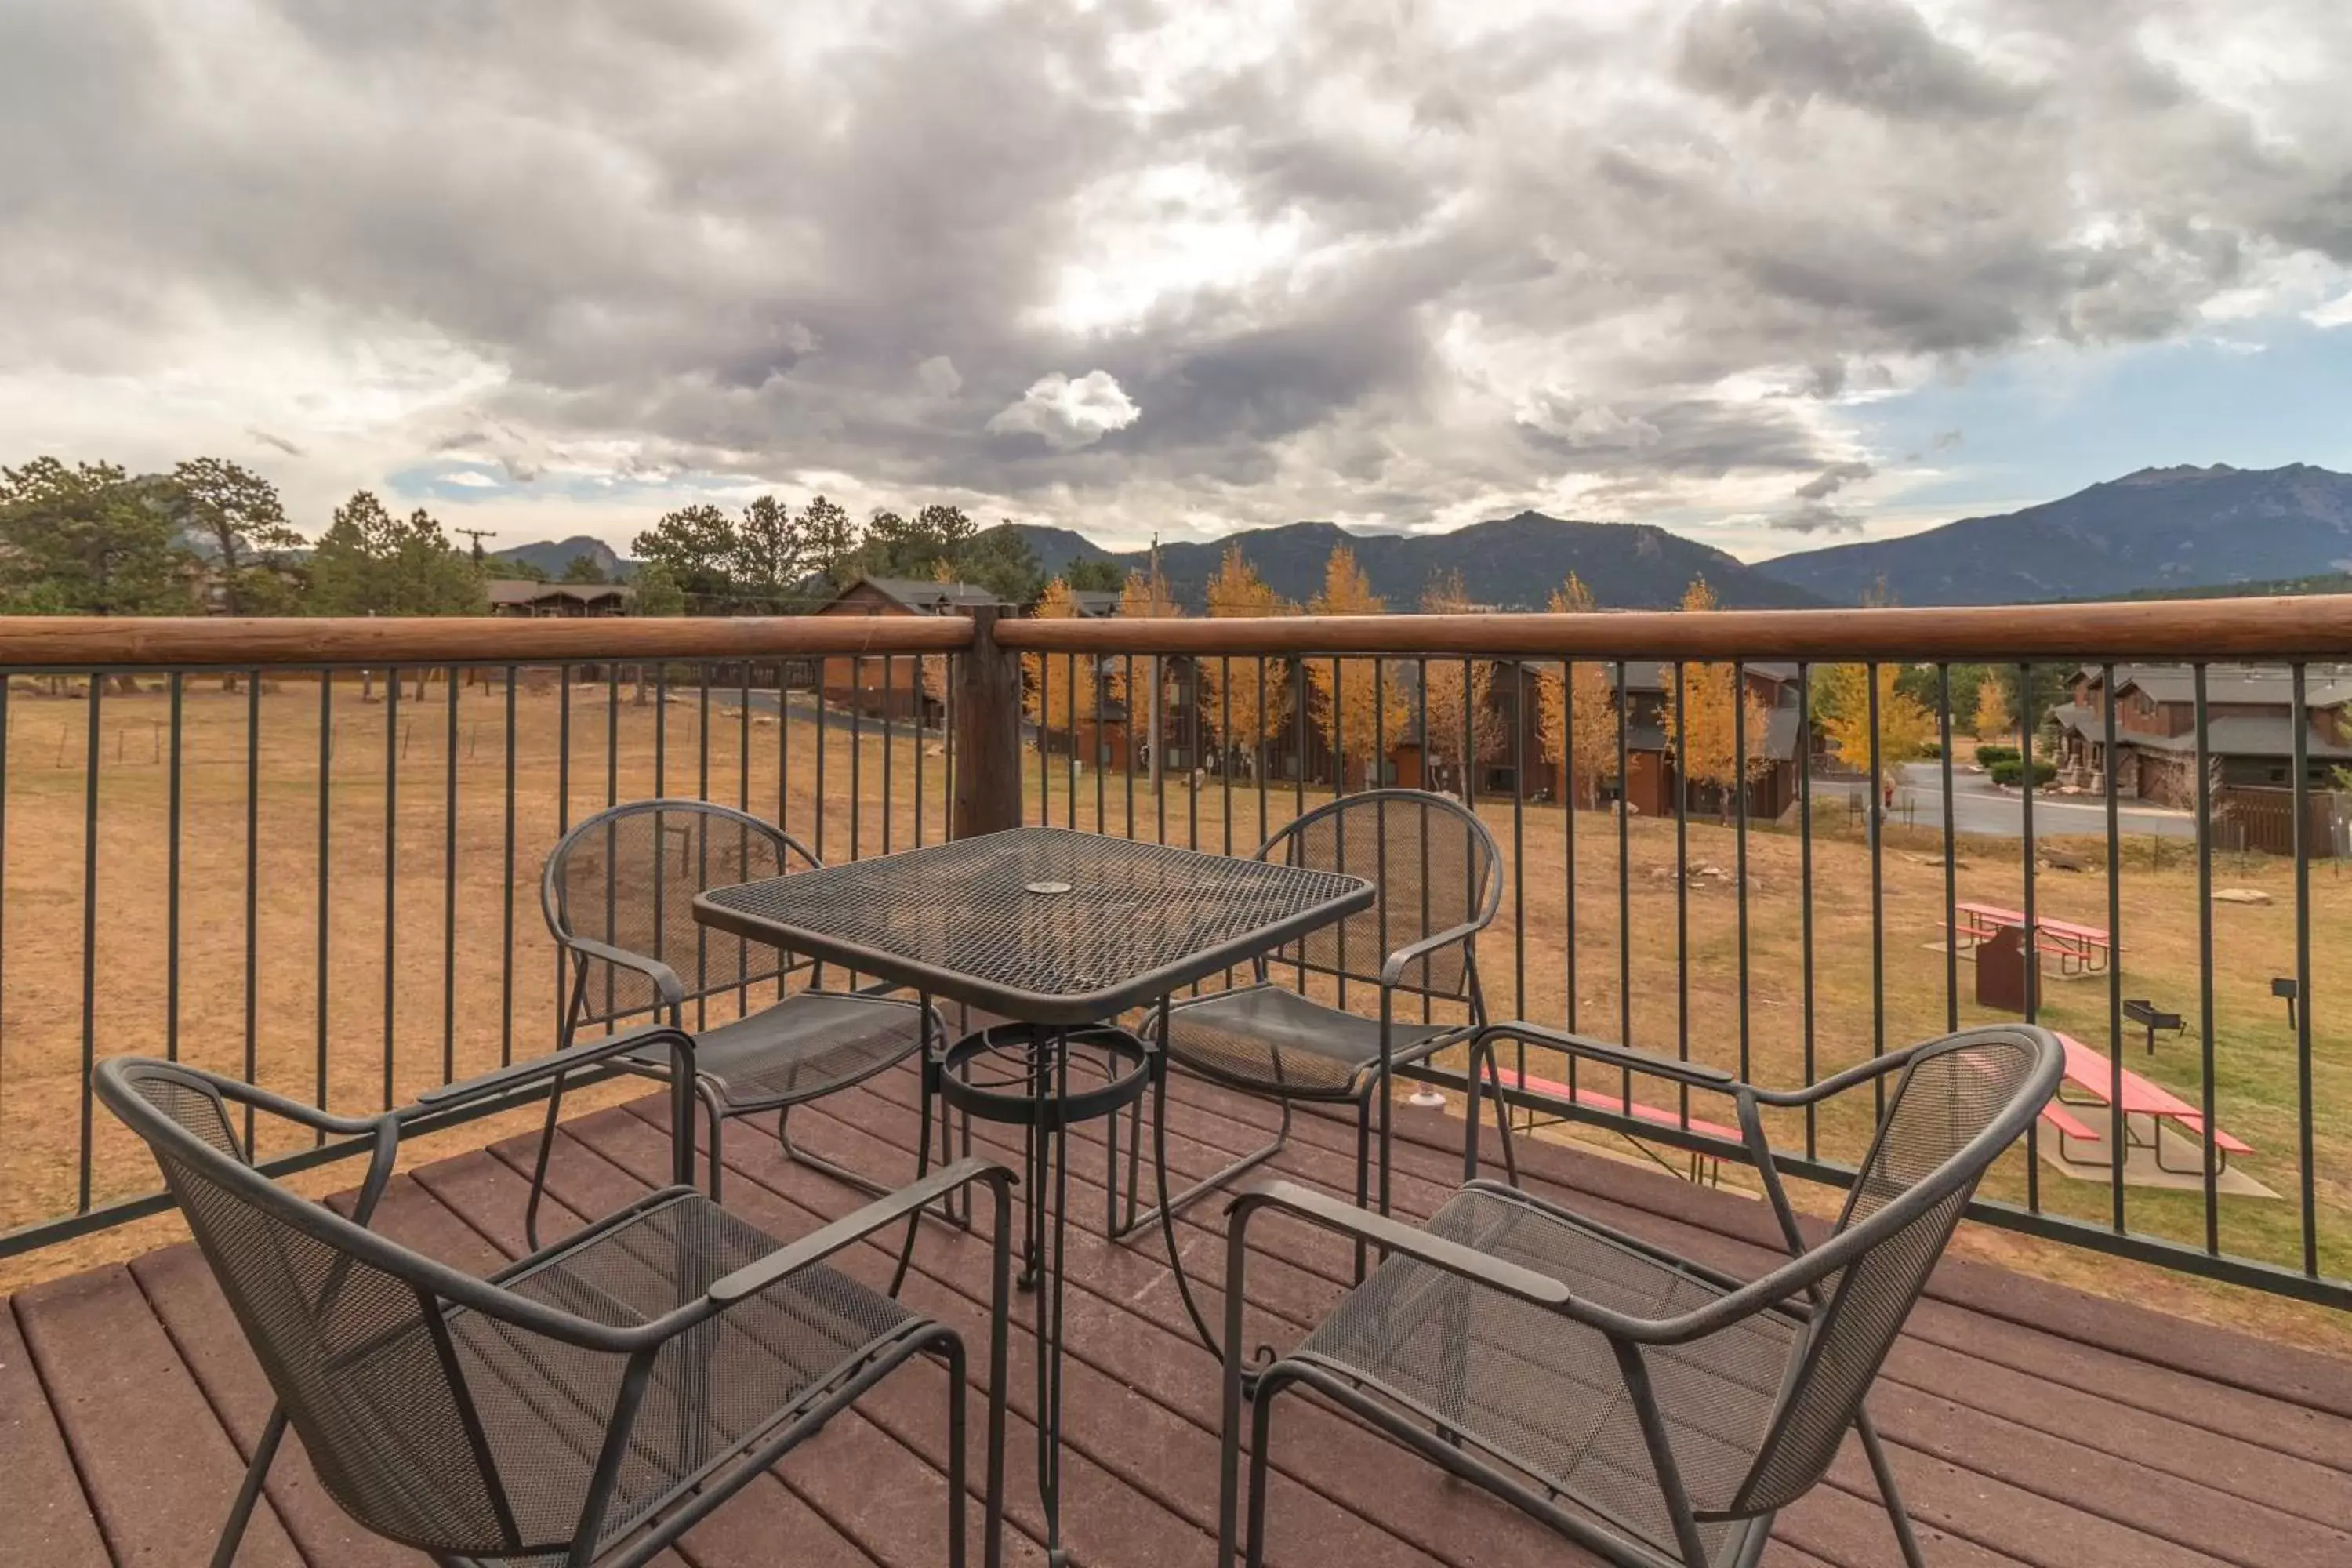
1812;761;2198;840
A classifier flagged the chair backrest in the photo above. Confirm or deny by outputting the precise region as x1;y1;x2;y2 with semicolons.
544;798;813;1029
93;1058;585;1558
1726;1026;2060;1516
1262;789;1501;999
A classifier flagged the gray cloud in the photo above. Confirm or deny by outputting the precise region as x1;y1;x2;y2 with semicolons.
1;0;2348;546
1774;456;1875;531
1771;500;1867;533
1679;0;2038;122
1794;459;1874;500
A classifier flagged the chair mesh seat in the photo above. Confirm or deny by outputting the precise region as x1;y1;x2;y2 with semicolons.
1156;985;1453;1098
622;992;928;1110
448;1192;916;1558
1296;1186;1796;1565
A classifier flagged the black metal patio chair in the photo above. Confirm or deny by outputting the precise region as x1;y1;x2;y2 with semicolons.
530;797;952;1251
96;1047;1011;1568
1217;1022;2063;1568
1119;789;1500;1272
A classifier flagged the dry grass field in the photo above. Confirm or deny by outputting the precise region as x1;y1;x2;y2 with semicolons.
2;672;2345;1356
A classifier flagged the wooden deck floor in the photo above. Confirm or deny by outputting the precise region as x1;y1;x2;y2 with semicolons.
6;1060;2351;1567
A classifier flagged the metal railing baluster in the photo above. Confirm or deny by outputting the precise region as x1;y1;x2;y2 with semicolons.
2103;662;2125;1233
1940;665;1957;1035
1734;659;1749;1084
1674;660;1690;1125
2018;661;2039;1210
2292;662;2316;1276
80;675;101;1202
172;673;186;1068
1615;659;1632;1115
2194;663;2218;1252
383;668;400;1112
1798;662;1817;1157
443;666;459;1085
314;672;328;1125
1868;661;1886;1124
502;666;517;1067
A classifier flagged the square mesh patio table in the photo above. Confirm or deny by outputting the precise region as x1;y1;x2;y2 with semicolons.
693;824;1372;1024
695;825;1370;1566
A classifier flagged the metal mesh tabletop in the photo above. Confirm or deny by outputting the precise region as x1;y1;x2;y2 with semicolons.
693;826;1372;1023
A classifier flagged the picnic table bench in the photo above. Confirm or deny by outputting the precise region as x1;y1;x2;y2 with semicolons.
1951;901;2114;975
1490;1064;1741;1185
2039;1030;2252;1177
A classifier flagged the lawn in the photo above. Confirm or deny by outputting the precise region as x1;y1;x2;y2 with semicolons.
2;673;2344;1356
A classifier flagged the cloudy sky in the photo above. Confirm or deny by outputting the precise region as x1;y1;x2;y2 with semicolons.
5;0;2351;561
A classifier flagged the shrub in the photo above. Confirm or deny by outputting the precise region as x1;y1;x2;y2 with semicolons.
1974;744;2019;767
1987;758;2056;788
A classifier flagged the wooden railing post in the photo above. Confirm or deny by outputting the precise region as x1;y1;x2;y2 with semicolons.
953;604;1023;838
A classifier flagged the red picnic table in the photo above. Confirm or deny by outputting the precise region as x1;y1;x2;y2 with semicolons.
2040;1030;2251;1177
1951;901;2114;975
1491;1065;1741;1186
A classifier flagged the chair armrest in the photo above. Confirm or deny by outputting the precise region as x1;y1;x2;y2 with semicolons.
1227;1179;1572;1311
1380;919;1488;989
1473;1022;1737;1091
557;933;686;1012
707;1158;1014;1305
412;1024;695;1111
200;1071;405;1142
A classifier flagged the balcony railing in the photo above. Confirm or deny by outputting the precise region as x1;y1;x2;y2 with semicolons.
0;597;2345;1320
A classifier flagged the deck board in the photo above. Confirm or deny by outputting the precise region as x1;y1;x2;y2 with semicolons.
0;1301;111;1568
13;1264;307;1566
5;1060;2347;1567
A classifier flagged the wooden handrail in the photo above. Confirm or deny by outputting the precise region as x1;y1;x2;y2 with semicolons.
0;615;975;669
5;593;2350;670
993;597;2352;662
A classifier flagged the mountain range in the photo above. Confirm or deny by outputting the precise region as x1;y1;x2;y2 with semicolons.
1007;514;1819;610
1755;463;2352;605
487;535;632;580
480;462;2352;612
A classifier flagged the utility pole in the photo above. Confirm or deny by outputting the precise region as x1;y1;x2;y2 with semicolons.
455;526;497;564
1149;532;1164;799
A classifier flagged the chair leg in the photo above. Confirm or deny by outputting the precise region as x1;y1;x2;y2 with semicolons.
777;1101;909;1205
1352;1094;1373;1283
1463;1037;1519;1186
1145;1055;1223;1355
1857;1406;1929;1568
211;1404;289;1568
1116;1092;1290;1239
1240;1367;1289;1568
942;1332;970;1568
698;1080;727;1202
523;1074;568;1253
1486;1045;1519;1185
890;1054;940;1298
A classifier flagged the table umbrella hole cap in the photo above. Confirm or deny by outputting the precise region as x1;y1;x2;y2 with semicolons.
1025;880;1075;895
